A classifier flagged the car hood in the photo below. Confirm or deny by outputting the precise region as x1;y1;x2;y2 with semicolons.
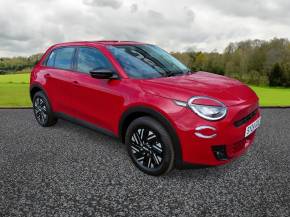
139;71;258;106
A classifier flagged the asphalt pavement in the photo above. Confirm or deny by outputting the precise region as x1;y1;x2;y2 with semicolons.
0;109;289;216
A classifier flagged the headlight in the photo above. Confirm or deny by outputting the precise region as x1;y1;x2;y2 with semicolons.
188;96;227;121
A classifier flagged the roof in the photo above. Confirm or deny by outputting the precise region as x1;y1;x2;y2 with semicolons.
52;40;145;48
94;40;145;45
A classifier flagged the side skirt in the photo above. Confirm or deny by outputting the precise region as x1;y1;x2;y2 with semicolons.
55;112;118;139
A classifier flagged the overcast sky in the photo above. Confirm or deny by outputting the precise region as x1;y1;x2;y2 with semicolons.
1;0;290;57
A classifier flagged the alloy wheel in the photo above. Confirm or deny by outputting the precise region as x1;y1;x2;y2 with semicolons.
34;96;48;125
130;127;164;169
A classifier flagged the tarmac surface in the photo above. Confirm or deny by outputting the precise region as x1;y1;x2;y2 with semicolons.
0;109;289;216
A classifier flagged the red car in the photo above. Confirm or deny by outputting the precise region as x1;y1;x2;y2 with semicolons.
30;41;261;175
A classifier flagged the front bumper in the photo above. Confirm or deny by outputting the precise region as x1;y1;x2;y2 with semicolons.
174;99;260;166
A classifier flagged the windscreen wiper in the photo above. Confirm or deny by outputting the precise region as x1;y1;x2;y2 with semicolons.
166;71;186;77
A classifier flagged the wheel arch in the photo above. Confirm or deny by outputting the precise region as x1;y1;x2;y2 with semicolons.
30;84;45;101
119;106;183;166
30;84;53;112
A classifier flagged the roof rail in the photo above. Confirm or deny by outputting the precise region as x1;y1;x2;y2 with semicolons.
95;40;120;43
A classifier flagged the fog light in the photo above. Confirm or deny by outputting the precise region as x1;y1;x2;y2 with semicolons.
212;145;228;160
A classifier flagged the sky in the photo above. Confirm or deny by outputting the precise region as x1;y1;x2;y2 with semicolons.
1;0;290;57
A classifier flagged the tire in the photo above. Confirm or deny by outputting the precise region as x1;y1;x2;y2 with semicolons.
125;116;175;176
32;91;57;127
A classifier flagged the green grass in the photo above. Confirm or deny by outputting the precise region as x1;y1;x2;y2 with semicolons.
0;73;31;107
0;83;31;107
0;73;30;84
0;73;289;107
250;86;290;107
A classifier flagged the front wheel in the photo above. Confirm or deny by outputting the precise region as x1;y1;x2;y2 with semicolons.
33;91;57;127
125;116;175;176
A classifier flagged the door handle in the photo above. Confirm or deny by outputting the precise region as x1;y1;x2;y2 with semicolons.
44;73;50;78
72;80;79;86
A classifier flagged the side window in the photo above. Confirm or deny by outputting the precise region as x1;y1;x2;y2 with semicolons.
77;47;113;73
54;47;75;70
46;50;56;67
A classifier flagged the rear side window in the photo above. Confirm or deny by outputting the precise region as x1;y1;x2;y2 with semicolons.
46;47;75;70
46;51;56;67
76;47;113;73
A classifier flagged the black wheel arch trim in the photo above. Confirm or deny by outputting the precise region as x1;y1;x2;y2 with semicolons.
119;106;183;167
30;84;47;101
30;84;54;112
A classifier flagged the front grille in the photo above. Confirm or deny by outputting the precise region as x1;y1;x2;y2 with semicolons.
234;109;257;127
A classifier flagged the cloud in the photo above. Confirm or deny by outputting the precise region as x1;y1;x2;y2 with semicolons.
82;0;122;9
202;0;290;25
184;7;195;23
130;3;138;13
0;0;290;56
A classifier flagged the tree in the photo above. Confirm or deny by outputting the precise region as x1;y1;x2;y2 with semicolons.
269;63;284;86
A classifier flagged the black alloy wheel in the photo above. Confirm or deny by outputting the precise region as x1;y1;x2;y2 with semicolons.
130;127;164;169
126;116;175;176
34;96;48;125
33;91;57;127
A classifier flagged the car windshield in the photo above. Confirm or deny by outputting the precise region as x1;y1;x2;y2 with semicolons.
107;44;190;79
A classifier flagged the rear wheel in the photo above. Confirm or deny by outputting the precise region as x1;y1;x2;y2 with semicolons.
33;91;57;127
125;116;175;176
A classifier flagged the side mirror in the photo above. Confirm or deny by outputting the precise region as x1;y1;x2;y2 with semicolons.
89;69;118;79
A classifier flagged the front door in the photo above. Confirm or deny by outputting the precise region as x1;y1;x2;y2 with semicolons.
71;46;124;132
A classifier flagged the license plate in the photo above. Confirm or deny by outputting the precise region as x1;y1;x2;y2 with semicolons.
245;117;261;137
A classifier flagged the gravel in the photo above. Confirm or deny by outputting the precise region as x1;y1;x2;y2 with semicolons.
0;109;289;217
